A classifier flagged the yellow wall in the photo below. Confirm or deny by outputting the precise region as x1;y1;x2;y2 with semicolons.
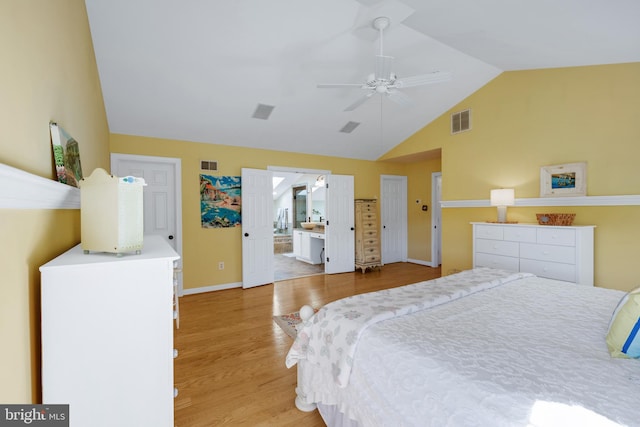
0;1;110;403
110;135;439;290
388;63;640;290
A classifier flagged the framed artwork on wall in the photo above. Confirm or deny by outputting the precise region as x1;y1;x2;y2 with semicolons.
50;122;83;187
200;174;242;228
540;162;587;197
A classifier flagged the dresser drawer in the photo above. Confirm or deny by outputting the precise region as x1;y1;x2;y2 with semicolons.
536;228;576;246
363;237;378;247
520;259;576;283
361;229;377;239
358;202;375;212
475;253;519;271
504;227;536;243
361;212;377;222
475;225;504;240
520;242;575;264
475;238;519;257
361;218;377;229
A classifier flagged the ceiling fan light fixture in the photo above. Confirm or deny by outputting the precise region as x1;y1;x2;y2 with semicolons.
316;15;450;112
372;16;390;31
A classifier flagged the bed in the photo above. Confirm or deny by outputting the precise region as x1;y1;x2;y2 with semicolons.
286;268;640;426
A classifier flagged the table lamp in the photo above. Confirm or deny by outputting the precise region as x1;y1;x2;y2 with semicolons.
490;188;515;223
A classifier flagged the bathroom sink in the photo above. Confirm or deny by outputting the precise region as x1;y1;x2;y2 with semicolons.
301;222;315;230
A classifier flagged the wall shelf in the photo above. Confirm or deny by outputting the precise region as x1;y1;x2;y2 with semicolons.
441;195;640;208
0;163;80;209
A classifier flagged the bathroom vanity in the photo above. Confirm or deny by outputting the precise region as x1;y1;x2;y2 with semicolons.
293;228;325;264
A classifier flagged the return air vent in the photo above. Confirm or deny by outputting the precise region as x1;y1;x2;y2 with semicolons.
451;109;471;134
339;121;360;133
200;160;218;171
251;103;275;120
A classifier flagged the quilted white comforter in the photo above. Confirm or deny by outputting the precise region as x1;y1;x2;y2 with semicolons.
293;272;640;426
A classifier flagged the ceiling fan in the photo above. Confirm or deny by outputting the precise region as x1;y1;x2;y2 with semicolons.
318;16;452;112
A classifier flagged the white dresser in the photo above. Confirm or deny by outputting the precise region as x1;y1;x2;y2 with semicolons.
40;235;179;427
472;222;595;286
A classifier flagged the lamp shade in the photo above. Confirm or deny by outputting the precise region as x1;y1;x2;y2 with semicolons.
490;188;515;206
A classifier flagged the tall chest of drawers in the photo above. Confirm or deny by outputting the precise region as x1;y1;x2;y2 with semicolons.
472;222;595;286
355;199;382;273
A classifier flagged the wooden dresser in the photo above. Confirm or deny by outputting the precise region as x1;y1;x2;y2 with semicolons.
355;199;382;273
472;222;595;286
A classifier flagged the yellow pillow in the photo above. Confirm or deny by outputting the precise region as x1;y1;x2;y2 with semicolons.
606;287;640;358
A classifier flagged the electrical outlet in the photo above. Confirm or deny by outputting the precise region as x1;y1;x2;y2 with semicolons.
218;262;224;270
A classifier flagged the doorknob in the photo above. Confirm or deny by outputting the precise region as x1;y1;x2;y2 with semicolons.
168;235;174;240
244;233;249;237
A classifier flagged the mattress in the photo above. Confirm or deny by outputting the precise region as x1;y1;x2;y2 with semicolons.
292;273;640;426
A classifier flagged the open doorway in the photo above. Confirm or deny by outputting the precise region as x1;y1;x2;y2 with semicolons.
271;168;328;281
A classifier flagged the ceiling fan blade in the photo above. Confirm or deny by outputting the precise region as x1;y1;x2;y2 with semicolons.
396;71;452;88
386;89;414;108
374;55;393;81
344;92;375;112
317;83;365;89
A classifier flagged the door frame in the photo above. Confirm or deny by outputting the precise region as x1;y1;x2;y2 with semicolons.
430;172;442;268
269;166;331;275
110;153;184;294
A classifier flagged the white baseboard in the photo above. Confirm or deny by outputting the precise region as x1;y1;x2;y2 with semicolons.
407;258;439;268
182;281;242;295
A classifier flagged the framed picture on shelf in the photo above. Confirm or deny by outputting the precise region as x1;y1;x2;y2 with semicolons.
540;162;587;197
50;122;83;187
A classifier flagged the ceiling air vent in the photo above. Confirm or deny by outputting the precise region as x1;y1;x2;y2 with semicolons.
200;160;218;171
252;103;275;120
451;109;471;134
339;121;360;133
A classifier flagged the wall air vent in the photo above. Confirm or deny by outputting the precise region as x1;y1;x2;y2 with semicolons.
339;121;360;133
451;109;471;134
252;103;275;120
200;160;218;171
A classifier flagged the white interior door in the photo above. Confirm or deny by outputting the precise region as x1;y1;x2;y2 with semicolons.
241;168;274;288
325;174;354;274
380;175;407;264
111;153;183;292
431;172;442;267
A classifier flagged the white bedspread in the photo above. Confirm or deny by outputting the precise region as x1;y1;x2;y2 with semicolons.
295;275;640;427
287;268;533;387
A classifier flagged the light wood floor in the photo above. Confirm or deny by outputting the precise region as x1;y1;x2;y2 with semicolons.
174;262;441;427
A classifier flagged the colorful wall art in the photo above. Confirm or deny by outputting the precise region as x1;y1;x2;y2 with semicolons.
50;122;83;187
200;175;241;228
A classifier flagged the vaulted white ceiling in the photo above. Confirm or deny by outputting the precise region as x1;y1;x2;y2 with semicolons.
85;0;640;161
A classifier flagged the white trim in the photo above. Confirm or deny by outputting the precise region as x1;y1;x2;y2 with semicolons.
441;195;640;208
431;172;442;267
0;163;81;209
182;282;242;295
267;165;331;175
407;258;437;267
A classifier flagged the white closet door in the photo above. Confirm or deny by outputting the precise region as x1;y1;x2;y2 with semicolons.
381;175;407;264
325;174;354;274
